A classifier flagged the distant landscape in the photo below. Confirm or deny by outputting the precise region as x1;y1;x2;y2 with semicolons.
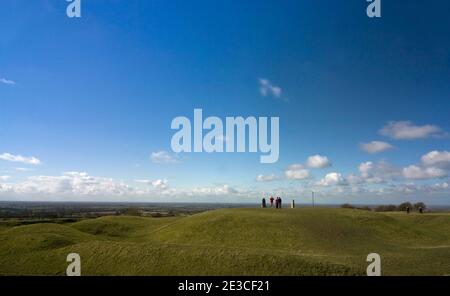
0;202;449;276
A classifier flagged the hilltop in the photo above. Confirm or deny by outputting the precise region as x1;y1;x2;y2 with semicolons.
0;208;449;275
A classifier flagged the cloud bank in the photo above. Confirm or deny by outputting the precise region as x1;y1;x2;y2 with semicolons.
379;121;444;140
0;153;41;165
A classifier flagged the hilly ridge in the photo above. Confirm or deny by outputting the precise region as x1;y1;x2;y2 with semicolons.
0;208;449;275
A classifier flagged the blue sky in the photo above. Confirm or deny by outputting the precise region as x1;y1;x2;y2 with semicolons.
1;0;450;204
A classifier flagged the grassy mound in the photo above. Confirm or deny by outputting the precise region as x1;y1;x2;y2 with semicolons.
0;208;448;275
71;216;179;240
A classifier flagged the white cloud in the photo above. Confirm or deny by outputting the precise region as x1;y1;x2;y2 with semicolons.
0;176;10;181
431;182;449;190
0;170;249;201
421;150;450;168
0;153;41;165
151;179;169;190
1;172;132;196
283;155;330;181
256;174;278;182
151;151;177;164
402;165;447;180
345;174;364;185
191;184;238;196
2;170;450;202
258;78;284;100
358;161;399;183
317;172;347;186
0;78;15;85
359;161;374;179
360;141;393;154
285;164;310;180
135;178;169;190
306;155;331;168
387;181;450;195
134;179;151;184
379;121;443;140
15;167;34;172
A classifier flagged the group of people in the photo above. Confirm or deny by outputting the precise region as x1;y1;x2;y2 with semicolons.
261;196;282;208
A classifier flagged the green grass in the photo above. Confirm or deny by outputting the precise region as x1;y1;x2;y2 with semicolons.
0;208;449;275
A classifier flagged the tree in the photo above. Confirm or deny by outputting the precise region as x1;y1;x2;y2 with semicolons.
398;202;413;211
341;203;355;209
413;202;426;211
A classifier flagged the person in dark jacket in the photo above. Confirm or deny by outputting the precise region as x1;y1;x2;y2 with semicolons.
269;196;274;207
262;198;267;208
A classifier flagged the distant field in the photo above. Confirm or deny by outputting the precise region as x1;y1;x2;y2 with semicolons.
0;208;449;275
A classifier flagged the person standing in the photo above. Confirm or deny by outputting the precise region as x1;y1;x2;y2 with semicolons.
279;197;282;209
262;198;267;208
269;196;274;207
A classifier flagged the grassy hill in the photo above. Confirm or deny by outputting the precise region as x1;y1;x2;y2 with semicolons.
0;208;449;275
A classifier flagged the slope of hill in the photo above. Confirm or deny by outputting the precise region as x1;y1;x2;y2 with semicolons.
0;208;449;275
